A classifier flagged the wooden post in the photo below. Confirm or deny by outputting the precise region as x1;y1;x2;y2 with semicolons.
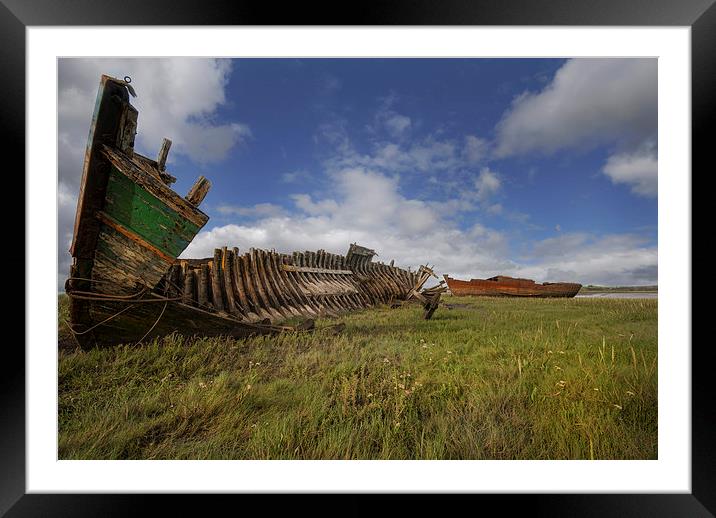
186;176;211;206
222;247;238;315
198;263;209;308
210;250;225;312
157;138;172;171
182;267;194;305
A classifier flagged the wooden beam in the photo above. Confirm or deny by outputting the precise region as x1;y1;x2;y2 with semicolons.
157;138;172;171
281;265;354;275
186;176;211;206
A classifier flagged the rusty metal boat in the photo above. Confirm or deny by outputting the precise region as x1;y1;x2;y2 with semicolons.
65;75;445;348
443;274;581;298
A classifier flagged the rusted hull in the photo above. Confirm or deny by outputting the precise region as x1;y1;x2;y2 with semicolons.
65;75;442;348
444;275;581;298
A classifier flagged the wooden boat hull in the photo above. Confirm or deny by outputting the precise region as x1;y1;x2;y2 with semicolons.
65;75;444;348
443;275;581;298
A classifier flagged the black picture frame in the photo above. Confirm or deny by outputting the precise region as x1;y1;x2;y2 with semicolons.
5;0;707;514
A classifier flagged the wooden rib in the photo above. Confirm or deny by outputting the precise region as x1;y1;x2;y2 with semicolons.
378;263;404;297
299;251;333;316
327;251;356;310
276;253;319;316
377;262;399;300
357;256;382;303
317;250;344;310
197;263;209;308
208;258;224;312
221;247;239;315
322;251;348;312
265;252;303;317
249;248;282;320
340;253;365;309
332;253;360;310
231;247;256;320
232;249;259;322
255;249;292;319
292;252;321;308
257;248;288;315
262;250;302;318
238;252;271;320
389;265;412;294
213;250;227;312
312;251;342;314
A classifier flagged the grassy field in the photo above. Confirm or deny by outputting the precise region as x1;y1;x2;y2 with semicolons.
58;294;657;460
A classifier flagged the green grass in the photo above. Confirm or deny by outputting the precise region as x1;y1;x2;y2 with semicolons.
58;294;657;460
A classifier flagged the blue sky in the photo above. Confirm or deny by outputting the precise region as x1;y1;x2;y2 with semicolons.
58;58;657;288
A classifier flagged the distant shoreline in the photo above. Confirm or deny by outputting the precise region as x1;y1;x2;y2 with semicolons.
578;285;657;294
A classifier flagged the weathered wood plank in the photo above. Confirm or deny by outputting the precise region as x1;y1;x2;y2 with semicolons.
197;263;209;308
116;103;138;156
156;138;172;171
281;264;354;275
93;221;173;293
209;251;225;312
96;210;176;264
186;176;211;207
221;247;239;315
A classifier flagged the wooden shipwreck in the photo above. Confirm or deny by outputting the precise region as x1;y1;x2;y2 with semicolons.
443;274;581;298
65;75;445;348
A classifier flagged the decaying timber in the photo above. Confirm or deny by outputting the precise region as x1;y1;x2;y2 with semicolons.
443;274;581;298
65;75;444;348
389;265;447;319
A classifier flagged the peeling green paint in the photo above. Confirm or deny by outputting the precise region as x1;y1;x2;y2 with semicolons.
104;166;200;258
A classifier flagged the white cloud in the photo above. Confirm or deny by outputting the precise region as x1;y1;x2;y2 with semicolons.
182;167;513;280
323;135;462;176
368;92;412;139
464;135;490;164
216;203;286;218
494;59;657;157
290;194;340;216
183;163;656;287
58;58;248;170
384;114;412;137
603;142;657;197
473;167;501;202
513;232;657;286
486;203;503;215
281;170;312;183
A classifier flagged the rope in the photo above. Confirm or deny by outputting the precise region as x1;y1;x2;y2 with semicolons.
66;303;137;336
68;294;181;303
136;301;168;344
66;281;149;300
